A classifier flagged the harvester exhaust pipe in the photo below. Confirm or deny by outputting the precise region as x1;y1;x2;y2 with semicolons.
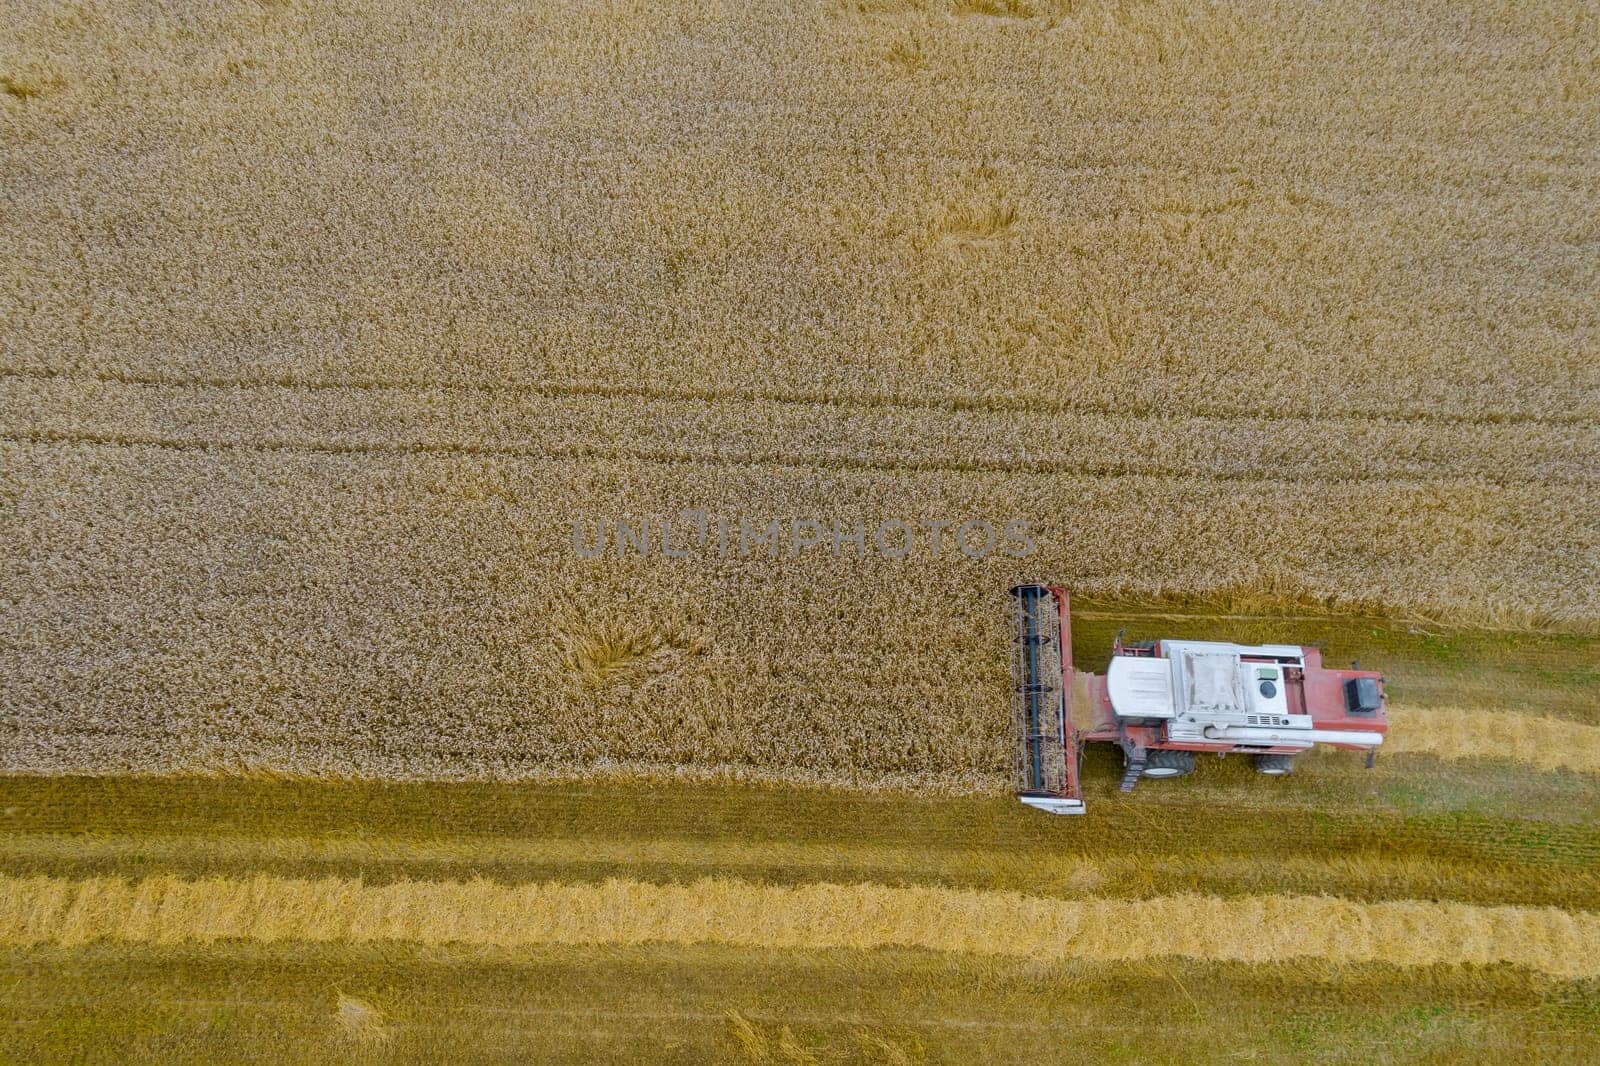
1009;584;1085;815
1203;725;1384;748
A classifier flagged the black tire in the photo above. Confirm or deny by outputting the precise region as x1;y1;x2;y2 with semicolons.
1141;749;1195;778
1254;754;1295;775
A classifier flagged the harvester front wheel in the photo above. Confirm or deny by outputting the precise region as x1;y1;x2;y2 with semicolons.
1141;750;1195;778
1254;754;1295;775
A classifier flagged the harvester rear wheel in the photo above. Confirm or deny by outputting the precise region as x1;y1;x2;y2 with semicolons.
1254;754;1295;775
1141;749;1195;778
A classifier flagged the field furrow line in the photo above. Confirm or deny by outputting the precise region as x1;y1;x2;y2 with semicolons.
6;374;1599;490
3;367;1596;429
0;429;1580;490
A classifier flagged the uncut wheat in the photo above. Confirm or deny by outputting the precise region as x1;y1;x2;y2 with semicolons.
2;0;1597;784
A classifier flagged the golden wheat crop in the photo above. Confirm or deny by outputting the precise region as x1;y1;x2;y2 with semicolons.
5;0;1595;419
2;430;1592;787
3;873;1599;979
2;0;1596;785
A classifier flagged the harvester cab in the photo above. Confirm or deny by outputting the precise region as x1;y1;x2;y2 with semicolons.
1009;584;1387;815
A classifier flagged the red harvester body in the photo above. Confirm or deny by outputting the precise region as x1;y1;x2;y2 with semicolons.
1010;584;1388;814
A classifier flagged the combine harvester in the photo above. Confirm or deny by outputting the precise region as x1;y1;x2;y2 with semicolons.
1010;584;1388;814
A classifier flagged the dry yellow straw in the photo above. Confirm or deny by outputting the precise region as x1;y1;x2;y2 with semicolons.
1386;706;1600;776
3;874;1598;979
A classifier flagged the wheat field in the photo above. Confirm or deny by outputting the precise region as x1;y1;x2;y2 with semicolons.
3;0;1599;785
3;2;1599;1057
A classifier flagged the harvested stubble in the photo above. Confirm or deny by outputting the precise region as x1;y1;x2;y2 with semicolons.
3;873;1599;979
9;830;1600;909
6;776;1599;1060
2;0;1598;785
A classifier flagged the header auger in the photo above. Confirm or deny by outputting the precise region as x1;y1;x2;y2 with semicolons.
1009;584;1387;815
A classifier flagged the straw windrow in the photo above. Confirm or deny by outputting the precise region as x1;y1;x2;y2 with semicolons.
4;874;1599;979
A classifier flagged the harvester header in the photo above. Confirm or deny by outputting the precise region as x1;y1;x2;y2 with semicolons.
1009;584;1387;814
